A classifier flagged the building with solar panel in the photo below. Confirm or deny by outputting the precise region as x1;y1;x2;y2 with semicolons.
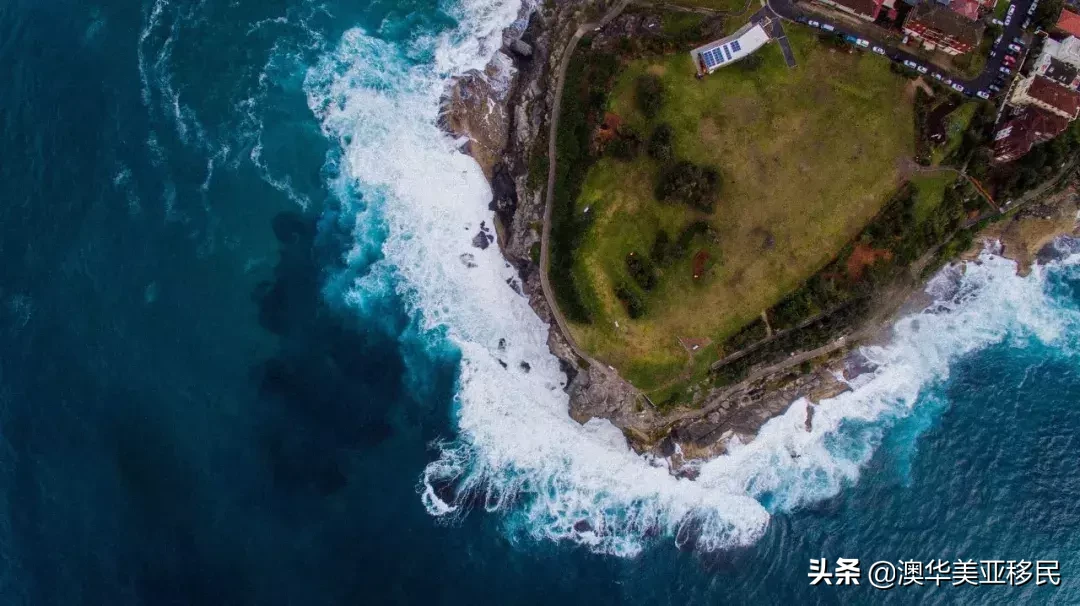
691;22;772;75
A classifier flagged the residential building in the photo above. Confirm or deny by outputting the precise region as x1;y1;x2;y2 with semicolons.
993;106;1070;163
902;3;981;55
818;0;887;21
1010;74;1080;119
1032;36;1080;90
1056;9;1080;38
949;0;981;20
692;23;771;75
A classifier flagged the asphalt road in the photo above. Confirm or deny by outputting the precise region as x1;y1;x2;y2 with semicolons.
767;0;1037;97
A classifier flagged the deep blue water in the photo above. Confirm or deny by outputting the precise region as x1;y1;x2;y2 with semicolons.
2;0;1080;604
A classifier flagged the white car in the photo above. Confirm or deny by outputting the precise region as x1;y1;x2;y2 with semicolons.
917;64;928;74
932;72;944;80
856;38;870;48
808;19;820;27
872;45;885;54
951;82;965;92
977;90;991;99
903;59;917;69
1000;65;1013;74
821;23;835;31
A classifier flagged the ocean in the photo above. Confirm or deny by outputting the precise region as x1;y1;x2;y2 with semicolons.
1;0;1079;603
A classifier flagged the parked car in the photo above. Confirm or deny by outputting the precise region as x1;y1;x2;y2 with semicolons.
1023;16;1032;28
1013;36;1025;45
856;38;870;48
951;82;965;92
872;45;886;54
917;64;929;74
1000;65;1013;74
1008;43;1022;53
977;90;991;99
989;83;1002;92
808;19;820;26
821;23;835;31
1003;55;1017;66
903;59;918;69
796;16;809;23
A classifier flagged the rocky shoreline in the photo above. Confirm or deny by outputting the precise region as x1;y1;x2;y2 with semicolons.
442;0;1080;471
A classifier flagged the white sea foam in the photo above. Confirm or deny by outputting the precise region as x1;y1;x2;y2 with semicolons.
307;0;1080;556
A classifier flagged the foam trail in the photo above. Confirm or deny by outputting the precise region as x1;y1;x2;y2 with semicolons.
306;0;1080;556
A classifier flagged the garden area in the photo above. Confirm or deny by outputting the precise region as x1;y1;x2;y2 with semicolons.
550;25;917;392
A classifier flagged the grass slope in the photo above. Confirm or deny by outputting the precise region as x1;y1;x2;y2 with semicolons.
565;28;915;391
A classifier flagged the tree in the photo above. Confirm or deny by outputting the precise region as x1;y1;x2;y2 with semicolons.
647;123;674;162
635;75;665;119
1034;0;1064;31
655;161;720;212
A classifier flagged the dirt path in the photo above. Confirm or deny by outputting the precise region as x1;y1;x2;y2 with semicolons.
539;0;633;376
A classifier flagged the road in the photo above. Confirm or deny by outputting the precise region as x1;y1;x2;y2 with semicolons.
766;0;1037;96
540;0;632;373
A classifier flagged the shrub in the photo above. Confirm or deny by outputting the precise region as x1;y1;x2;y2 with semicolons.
636;74;665;119
651;230;672;265
607;130;642;160
615;283;646;318
647;123;674;162
626;252;658;290
655;161;720;212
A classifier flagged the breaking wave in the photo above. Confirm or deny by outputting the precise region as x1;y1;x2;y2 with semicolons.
304;0;1080;557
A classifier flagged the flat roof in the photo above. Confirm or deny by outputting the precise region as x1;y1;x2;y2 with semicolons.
691;23;771;73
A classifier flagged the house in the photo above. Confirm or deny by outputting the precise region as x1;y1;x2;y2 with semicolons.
1042;57;1080;89
692;23;771;75
993;106;1070;162
903;3;981;55
949;0;982;20
1010;74;1080;119
818;0;888;21
1056;9;1080;38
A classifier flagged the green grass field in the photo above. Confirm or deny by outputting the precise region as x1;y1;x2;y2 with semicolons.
563;27;915;391
912;172;959;222
931;101;979;165
669;0;751;13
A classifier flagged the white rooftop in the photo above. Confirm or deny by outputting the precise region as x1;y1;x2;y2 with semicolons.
691;23;771;74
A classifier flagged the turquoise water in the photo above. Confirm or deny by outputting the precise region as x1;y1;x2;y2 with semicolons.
2;0;1079;603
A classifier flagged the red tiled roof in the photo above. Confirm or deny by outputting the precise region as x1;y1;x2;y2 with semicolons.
950;0;981;21
904;3;981;47
825;0;879;18
994;106;1070;162
1057;9;1080;37
1028;75;1080;118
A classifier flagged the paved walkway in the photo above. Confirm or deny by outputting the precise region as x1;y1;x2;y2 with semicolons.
540;0;632;375
753;7;796;68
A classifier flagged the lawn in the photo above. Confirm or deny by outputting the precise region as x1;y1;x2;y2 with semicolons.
669;0;752;13
563;27;915;391
911;172;959;222
931;101;979;165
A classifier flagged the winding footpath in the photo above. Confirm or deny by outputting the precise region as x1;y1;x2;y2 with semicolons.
540;0;632;372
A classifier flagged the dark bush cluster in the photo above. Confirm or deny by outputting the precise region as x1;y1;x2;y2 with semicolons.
647;123;674;162
635;74;665;119
607;130;642;160
655;161;720;212
615;283;646;318
626;252;658;290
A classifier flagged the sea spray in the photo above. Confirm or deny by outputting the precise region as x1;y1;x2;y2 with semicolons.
305;0;1080;556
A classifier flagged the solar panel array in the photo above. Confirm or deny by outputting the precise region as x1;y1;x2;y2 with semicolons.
700;47;726;69
700;35;749;71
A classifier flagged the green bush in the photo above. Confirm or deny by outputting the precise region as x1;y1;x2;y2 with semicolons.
647;123;674;162
607;131;642;160
626;252;658;290
615;283;646;318
636;74;665;119
655;161;720;212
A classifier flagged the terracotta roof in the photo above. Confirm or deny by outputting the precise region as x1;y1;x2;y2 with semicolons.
825;0;880;18
993;106;1070;162
905;3;981;46
1057;9;1080;37
1028;75;1080;118
949;0;981;20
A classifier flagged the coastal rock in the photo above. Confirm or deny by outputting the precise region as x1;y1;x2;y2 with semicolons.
510;38;534;58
